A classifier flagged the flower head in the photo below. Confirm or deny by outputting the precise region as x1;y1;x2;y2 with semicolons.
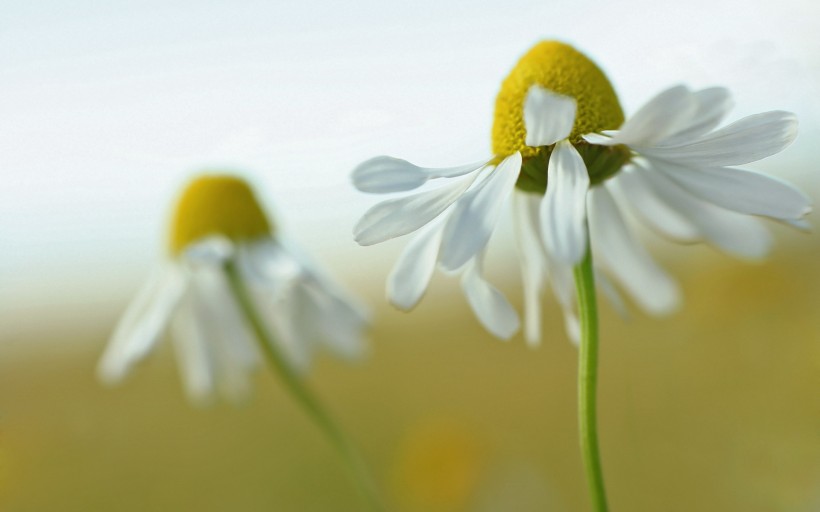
98;174;369;404
169;175;273;255
351;41;810;344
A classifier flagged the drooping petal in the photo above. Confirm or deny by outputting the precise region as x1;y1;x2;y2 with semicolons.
609;169;700;241
242;239;369;364
654;162;811;219
640;111;798;167
262;236;372;324
183;236;234;266
588;185;681;315
353;170;480;246
543;254;580;345
636;165;772;259
387;221;445;311
524;86;577;147
309;286;370;360
599;85;698;147
460;251;520;340
254;279;315;373
540;141;590;265
595;269;628;319
97;265;188;384
193;263;259;403
512;191;546;346
170;291;216;406
438;153;522;271
352;156;487;193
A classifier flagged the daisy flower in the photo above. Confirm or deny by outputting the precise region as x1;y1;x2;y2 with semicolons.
97;174;370;405
351;40;810;344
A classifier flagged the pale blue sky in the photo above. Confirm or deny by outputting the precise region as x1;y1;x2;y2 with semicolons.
1;0;818;337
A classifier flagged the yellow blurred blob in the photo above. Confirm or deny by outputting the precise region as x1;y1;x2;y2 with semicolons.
168;175;272;255
391;418;486;511
492;40;624;158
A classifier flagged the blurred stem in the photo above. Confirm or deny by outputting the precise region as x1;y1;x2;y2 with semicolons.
224;259;385;512
573;243;608;512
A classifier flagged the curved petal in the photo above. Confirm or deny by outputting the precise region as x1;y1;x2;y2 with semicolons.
524;86;577;147
97;265;188;384
654;163;811;219
609;169;700;241
460;251;520;340
513;191;546;346
540;141;590;265
438;153;522;271
387;220;444;311
641;111;798;167
352;156;487;193
603;85;698;147
637;165;772;259
660;87;733;145
588;185;681;315
353;170;479;246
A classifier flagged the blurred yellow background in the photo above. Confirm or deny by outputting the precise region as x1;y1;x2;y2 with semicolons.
1;232;818;511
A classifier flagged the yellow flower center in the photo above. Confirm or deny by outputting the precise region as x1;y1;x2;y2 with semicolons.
169;174;273;255
492;41;625;158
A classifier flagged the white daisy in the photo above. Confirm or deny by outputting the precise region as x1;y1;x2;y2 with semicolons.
351;40;810;344
97;175;369;405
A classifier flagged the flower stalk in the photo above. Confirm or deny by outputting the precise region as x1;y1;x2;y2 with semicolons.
573;236;608;512
224;259;385;512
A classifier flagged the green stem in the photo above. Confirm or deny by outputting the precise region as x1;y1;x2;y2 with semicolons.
573;245;608;512
224;259;385;512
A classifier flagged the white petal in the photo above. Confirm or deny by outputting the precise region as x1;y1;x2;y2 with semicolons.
636;165;772;259
512;191;546;346
524;87;577;147
309;286;370;360
387;221;444;311
183;237;235;266
171;293;216;406
588;185;680;315
609;169;700;241
352;156;486;193
604;85;698;146
193;263;260;403
654;163;811;219
353;170;479;246
661;87;733;145
256;281;315;373
540;141;590;265
543;255;580;345
460;252;520;340
582;132;615;145
256;236;371;324
780;217;812;232
641;111;798;167
437;153;522;271
97;265;187;384
595;269;629;319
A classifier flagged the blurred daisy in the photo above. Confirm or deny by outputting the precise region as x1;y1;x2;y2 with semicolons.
97;174;369;405
352;40;810;344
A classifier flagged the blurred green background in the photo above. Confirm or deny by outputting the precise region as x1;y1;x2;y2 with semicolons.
1;233;818;511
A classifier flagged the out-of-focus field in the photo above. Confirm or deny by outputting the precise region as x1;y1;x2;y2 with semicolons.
1;237;819;512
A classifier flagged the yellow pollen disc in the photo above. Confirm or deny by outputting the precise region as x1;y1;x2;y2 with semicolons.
169;174;272;255
492;41;625;158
